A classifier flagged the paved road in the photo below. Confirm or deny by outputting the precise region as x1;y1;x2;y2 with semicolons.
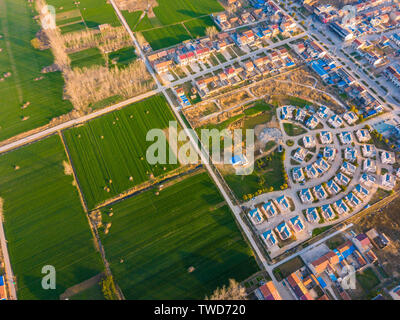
0;209;16;300
0;89;159;155
110;0;296;299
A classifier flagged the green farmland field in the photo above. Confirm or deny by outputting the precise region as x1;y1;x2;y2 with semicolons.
153;0;223;25
141;24;192;51
63;95;179;209
0;135;103;299
184;16;216;38
127;0;223;50
47;0;120;29
69;47;105;69
0;0;73;141
108;46;136;68
99;172;259;299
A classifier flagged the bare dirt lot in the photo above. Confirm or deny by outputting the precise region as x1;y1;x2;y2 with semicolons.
349;195;400;279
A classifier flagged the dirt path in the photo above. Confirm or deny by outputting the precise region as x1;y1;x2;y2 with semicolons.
59;272;104;300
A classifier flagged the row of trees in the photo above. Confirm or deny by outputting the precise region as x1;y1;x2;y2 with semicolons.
64;62;153;111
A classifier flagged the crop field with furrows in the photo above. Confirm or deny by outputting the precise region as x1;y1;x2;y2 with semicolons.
120;0;223;50
141;24;192;51
69;47;105;69
152;0;224;25
99;171;259;299
184;16;216;38
0;135;103;300
47;0;120;30
0;0;73;142
63;95;179;210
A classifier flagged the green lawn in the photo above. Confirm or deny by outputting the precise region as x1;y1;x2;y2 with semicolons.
63;95;180;209
99;172;259;299
283;123;307;136
69;47;105;69
0;0;73;141
0;135;103;299
224;151;286;200
357;267;380;292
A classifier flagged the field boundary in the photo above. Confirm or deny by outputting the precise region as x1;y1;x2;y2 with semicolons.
58;131;88;212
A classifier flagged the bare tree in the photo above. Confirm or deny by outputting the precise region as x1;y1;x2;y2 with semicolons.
206;279;247;300
205;26;219;40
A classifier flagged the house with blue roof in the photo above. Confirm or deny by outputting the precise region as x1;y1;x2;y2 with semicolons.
362;144;376;158
305;164;318;179
275;221;292;241
321;204;335;220
341;161;356;176
261;201;278;218
261;229;277;248
335;172;350;186
320;131;333;144
303;135;316;148
328;114;343;128
313;184;327;200
281;105;294;120
306;207;319;223
305;115;319;129
323;146;336;162
317;106;330;119
355;184;369;198
334;199;350;215
339;131;354;145
248;208;264;225
275;196;290;212
326;179;340;195
299;188;314;204
360;173;376;187
315;158;329;172
343;111;358;125
363;158;376;173
356;129;371;143
344;147;357;163
295;108;307;122
289;215;304;233
292;167;305;183
293;147;307;162
381;173;396;190
345;192;361;208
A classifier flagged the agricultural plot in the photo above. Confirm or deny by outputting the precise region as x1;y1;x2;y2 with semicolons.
47;0;120;31
184;16;216;38
108;46;136;68
123;0;222;50
63;95;179;209
141;24;192;51
69;47;105;69
0;135;103;300
99;172;259;299
0;0;73;141
153;0;223;25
